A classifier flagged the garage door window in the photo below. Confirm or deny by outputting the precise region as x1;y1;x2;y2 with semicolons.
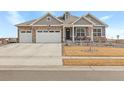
21;31;26;33
44;30;48;32
38;31;42;33
27;31;31;33
49;31;54;33
55;31;60;33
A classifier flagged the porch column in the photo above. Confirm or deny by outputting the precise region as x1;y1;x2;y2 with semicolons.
72;26;75;42
63;26;65;42
90;27;94;42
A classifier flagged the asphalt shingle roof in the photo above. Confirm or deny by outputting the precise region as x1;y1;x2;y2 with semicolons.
15;12;108;27
15;19;36;26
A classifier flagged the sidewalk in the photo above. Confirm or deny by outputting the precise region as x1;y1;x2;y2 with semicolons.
63;56;124;59
0;65;124;71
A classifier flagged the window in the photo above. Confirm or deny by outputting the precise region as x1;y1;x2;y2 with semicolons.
55;31;60;33
76;27;85;37
27;31;31;33
38;31;42;33
47;17;51;21
21;31;25;33
44;30;48;32
49;31;54;33
93;29;101;36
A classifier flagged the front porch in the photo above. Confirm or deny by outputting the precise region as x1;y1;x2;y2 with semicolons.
63;26;93;43
62;26;106;43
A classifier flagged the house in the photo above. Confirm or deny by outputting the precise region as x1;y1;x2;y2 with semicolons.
16;12;108;43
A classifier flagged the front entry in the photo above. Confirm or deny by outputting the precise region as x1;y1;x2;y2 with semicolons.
66;28;71;40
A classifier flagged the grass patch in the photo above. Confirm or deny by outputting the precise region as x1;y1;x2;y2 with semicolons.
64;46;124;57
63;59;124;66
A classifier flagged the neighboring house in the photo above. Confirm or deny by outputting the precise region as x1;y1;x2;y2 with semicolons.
16;12;108;43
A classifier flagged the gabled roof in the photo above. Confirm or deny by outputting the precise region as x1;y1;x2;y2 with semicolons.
16;13;63;26
15;19;36;26
85;13;108;27
15;12;108;27
64;15;79;24
72;16;95;26
31;12;63;25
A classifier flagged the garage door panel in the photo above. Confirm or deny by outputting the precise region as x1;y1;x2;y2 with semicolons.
19;33;32;43
36;31;61;43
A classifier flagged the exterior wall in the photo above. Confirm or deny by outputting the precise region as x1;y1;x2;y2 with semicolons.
74;17;92;25
93;26;106;42
102;26;106;36
32;27;36;43
93;36;107;42
18;26;32;31
33;26;62;31
17;28;19;43
85;15;103;25
17;25;106;43
33;14;62;25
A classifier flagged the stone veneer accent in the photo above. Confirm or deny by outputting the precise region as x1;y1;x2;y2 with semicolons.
32;27;36;43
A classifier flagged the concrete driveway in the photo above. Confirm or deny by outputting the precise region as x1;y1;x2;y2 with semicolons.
0;43;62;66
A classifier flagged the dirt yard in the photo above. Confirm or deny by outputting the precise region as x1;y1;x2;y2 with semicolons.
63;59;124;66
63;46;124;57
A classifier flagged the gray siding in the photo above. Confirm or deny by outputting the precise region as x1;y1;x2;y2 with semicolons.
86;15;103;25
34;14;62;25
102;27;106;36
74;17;92;25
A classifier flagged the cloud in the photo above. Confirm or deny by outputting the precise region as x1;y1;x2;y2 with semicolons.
100;15;112;21
6;11;25;25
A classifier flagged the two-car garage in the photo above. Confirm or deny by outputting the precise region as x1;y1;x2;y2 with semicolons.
36;30;61;43
18;13;63;43
19;30;61;43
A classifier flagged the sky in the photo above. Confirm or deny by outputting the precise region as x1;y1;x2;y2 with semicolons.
0;11;124;39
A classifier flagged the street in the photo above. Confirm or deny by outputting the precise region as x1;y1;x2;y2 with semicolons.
0;70;124;81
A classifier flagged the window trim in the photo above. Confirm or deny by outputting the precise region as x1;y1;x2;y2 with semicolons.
93;28;102;36
75;27;86;37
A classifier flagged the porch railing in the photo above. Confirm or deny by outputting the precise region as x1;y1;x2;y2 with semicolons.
64;36;107;43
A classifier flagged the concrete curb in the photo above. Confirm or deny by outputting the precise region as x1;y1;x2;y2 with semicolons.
63;56;124;59
0;65;124;71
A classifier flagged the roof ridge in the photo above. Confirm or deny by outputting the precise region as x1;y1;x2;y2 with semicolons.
72;15;94;25
85;13;108;27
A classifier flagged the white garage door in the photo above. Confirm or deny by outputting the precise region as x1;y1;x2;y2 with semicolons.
36;30;61;43
19;30;32;43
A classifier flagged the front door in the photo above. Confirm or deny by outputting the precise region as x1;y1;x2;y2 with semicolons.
66;28;71;40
